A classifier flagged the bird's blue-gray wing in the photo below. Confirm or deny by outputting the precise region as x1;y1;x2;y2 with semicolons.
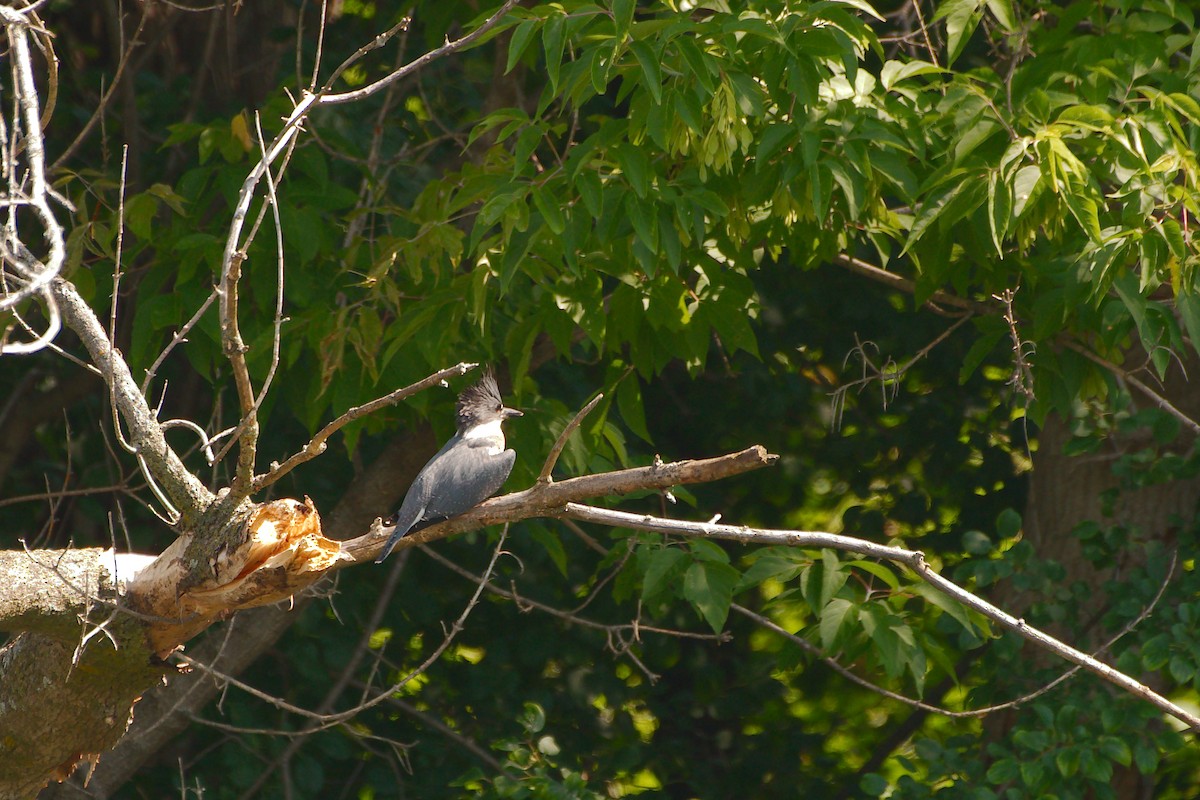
376;442;455;562
376;441;515;564
423;446;515;519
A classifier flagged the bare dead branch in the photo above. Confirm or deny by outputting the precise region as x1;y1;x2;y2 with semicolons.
0;6;67;353
994;286;1035;403
50;278;214;523
560;503;1200;733
422;545;723;642
252;362;480;492
219;252;259;494
174;527;511;731
834;254;993;316
1062;338;1200;436
340;445;781;562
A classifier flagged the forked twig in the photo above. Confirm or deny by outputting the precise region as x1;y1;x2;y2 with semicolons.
252;362;479;492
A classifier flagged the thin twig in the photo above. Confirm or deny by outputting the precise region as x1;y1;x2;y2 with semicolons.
422;546;725;641
252;362;479;492
830;314;973;429
234;549;414;799
538;393;604;483
1062;338;1200;436
910;0;939;68
50;7;149;171
834;254;992;315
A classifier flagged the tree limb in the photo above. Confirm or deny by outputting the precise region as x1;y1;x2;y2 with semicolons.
49;278;213;525
559;503;1200;733
337;445;781;562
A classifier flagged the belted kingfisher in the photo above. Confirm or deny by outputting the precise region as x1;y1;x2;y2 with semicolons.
375;372;522;562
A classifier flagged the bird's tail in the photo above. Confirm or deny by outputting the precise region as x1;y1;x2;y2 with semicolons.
374;524;405;563
375;504;421;563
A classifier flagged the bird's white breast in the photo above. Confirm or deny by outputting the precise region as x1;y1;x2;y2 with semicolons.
463;418;505;455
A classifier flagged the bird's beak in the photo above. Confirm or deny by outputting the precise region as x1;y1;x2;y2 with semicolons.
503;406;523;419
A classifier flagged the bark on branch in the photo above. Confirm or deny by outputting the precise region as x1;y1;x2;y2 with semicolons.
49;279;213;525
337;445;780;562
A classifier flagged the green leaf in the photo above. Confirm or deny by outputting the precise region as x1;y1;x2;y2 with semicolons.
147;182;187;215
616;373;652;442
477;187;526;229
940;0;985;66
531;526;569;577
123;193;157;240
676;36;716;95
755;123;795;167
912;583;977;634
641;547;689;601
629;40;662;104
1081;750;1113;783
645;94;670;150
576;170;603;219
1168;654;1194;683
610;0;634;41
689;539;730;564
513;126;542;174
880;59;946;90
532;184;565;235
1062;188;1102;243
859;605;905;678
847;560;899;590
683;561;740;633
1177;291;1200;358
738;551;805;590
996;507;1022;539
820;598;855;650
519;702;546;734
827;161;864;219
616;142;651;197
903;179;969;254
984;0;1017;31
800;549;848;611
1098;736;1132;767
1161;217;1187;259
543;14;567;93
1010;164;1042;219
1134;740;1160;774
506;18;539;74
859;775;890;798
988;757;1020;783
834;0;885;21
674;89;704;133
1056;104;1114;129
626;194;658;252
1112;272;1152;353
590;42;613;94
987;170;1011;255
